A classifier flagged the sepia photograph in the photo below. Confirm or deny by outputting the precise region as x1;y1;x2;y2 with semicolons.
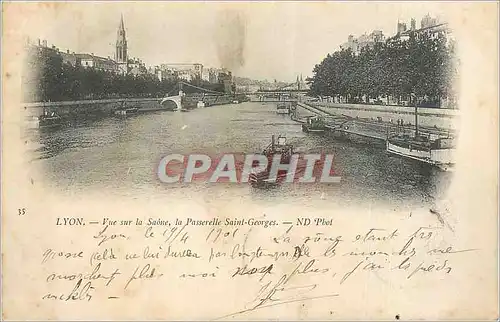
21;4;457;208
2;1;498;321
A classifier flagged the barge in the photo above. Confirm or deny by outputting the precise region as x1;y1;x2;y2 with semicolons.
276;102;290;115
302;116;327;133
249;135;293;187
386;134;455;171
26;111;63;129
386;101;455;171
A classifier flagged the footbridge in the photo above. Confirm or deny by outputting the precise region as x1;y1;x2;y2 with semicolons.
160;81;229;110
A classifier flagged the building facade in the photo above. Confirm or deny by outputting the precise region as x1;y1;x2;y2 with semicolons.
76;53;118;73
421;14;440;29
201;68;211;82
25;38;79;67
128;58;147;76
217;69;233;93
395;15;450;41
60;50;78;66
159;63;203;81
340;30;385;55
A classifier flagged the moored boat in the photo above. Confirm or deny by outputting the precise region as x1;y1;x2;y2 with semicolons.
386;134;455;171
114;100;140;116
114;108;138;116
385;101;455;171
276;102;290;115
27;111;63;129
302;116;327;133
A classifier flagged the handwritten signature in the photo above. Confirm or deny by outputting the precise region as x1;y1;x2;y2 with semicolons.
215;259;339;320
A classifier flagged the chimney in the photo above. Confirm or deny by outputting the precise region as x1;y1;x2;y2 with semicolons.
67;49;70;54
42;40;47;47
38;38;41;46
411;18;416;31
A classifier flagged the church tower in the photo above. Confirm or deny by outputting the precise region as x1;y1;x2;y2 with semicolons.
116;14;128;64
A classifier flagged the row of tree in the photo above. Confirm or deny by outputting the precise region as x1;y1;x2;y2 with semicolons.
21;48;227;102
307;31;457;107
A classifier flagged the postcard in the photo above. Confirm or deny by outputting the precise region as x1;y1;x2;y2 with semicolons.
1;1;498;320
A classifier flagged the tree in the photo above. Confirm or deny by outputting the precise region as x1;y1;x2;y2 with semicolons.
307;30;456;107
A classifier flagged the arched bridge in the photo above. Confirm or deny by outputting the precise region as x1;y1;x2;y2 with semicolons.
160;81;227;110
160;93;183;111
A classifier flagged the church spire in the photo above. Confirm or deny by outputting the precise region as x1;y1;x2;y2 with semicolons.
119;14;125;31
116;14;128;64
117;14;126;41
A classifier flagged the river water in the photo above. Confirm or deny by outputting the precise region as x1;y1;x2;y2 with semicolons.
26;102;452;209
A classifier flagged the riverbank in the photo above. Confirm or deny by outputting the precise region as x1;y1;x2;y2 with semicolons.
295;102;455;145
22;94;244;118
304;101;459;130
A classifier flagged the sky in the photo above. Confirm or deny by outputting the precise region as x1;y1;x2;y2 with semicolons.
20;2;453;82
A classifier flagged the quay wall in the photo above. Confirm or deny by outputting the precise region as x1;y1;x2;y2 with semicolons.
22;95;239;117
23;98;161;117
296;102;456;143
310;102;459;117
183;94;239;107
304;102;460;131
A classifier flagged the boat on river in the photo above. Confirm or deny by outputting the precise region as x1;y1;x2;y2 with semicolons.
114;108;138;116
249;135;293;187
302;116;327;133
276;102;290;115
114;101;139;116
385;101;455;171
386;134;455;171
26;111;63;129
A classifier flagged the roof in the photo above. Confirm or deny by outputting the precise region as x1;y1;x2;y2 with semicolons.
75;53;93;59
400;23;449;36
387;22;450;41
76;53;117;64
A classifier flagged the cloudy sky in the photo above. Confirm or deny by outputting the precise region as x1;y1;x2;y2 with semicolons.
19;2;453;82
